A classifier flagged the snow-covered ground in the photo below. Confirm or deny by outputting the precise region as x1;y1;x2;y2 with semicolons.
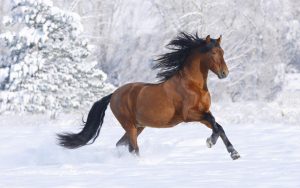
0;105;300;188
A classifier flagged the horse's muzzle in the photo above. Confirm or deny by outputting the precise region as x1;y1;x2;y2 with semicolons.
218;70;229;79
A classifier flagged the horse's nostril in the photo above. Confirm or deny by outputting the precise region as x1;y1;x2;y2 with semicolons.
220;71;227;78
218;71;227;79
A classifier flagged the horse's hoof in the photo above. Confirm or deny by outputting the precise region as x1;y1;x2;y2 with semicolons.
130;151;140;157
206;137;213;148
230;151;241;160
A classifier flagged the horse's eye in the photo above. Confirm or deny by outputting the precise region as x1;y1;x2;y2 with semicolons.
212;51;217;55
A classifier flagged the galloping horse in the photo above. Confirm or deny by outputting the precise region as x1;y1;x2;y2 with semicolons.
58;32;240;160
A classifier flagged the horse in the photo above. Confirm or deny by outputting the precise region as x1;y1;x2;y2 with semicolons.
57;32;240;160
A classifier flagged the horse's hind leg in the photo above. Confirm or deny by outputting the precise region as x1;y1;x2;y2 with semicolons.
127;127;140;155
116;127;144;147
116;133;129;146
116;121;141;155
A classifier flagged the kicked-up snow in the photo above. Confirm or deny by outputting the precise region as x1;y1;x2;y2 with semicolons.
0;106;299;188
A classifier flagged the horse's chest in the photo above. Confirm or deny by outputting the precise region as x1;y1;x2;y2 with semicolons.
182;90;211;121
197;91;211;110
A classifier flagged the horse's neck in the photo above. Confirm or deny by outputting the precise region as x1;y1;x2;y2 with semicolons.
163;54;209;92
180;56;209;90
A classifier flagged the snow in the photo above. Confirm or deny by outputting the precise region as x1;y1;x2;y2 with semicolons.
0;104;299;188
0;67;9;83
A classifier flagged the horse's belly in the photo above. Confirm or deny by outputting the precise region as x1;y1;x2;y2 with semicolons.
135;87;177;128
136;104;176;128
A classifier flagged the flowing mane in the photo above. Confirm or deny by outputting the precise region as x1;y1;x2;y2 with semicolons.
153;32;219;81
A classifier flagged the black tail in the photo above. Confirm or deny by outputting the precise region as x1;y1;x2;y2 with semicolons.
57;93;113;149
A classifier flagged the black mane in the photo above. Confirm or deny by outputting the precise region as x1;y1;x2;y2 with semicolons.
153;32;219;81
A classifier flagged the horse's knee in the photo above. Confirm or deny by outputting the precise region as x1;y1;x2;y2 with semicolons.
216;122;225;134
203;112;215;122
202;112;219;132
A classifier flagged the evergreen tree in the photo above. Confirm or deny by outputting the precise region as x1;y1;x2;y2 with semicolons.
0;0;114;115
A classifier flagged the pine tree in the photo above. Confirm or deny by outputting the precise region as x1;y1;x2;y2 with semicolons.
0;0;114;115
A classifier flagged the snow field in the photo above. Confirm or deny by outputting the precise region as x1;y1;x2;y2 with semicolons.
0;106;299;188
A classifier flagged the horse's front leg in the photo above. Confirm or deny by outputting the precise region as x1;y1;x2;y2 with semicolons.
201;112;240;160
216;122;240;160
200;112;220;148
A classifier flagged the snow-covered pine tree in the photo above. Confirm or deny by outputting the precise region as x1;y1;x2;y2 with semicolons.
0;0;114;115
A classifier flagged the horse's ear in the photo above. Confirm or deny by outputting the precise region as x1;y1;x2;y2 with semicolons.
205;35;211;44
217;35;222;45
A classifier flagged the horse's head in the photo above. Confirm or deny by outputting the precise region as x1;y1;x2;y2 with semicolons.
153;32;229;81
203;35;229;79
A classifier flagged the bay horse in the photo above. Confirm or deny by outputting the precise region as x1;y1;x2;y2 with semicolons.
58;32;240;160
